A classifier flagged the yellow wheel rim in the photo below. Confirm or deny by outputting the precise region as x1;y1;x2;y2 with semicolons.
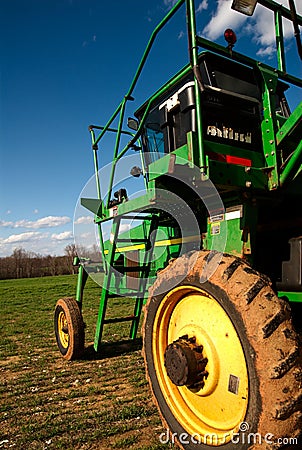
58;310;69;349
153;285;248;445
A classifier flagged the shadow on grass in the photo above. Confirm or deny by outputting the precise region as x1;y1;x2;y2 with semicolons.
82;337;143;361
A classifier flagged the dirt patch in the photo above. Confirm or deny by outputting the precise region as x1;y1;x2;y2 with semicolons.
0;346;167;450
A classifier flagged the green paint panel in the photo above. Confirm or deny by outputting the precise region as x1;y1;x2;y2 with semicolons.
148;145;190;181
208;160;267;190
278;292;302;303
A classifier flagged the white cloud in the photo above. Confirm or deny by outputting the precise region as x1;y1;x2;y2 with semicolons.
202;0;301;57
164;0;178;8
0;220;14;227
119;223;130;234
20;216;71;229
256;44;275;58
0;215;74;256
0;228;74;256
51;231;73;241
178;30;185;40
196;0;208;14
79;231;95;240
202;0;247;40
74;215;94;225
252;2;296;46
1;231;47;244
0;215;71;229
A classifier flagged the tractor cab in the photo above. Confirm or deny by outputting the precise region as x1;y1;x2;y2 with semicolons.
135;51;291;179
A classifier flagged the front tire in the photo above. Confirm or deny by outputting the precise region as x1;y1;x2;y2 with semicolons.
143;251;302;449
54;297;85;360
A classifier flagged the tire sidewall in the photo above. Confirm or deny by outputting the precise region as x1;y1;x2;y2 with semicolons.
54;298;84;360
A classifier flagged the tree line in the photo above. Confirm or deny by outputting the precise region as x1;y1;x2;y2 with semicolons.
0;244;100;280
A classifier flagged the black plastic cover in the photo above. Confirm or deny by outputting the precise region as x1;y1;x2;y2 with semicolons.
279;237;302;291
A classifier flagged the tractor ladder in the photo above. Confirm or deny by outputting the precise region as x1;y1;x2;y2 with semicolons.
93;213;159;352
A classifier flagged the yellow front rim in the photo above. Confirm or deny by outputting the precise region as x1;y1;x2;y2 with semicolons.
58;311;69;349
153;285;248;445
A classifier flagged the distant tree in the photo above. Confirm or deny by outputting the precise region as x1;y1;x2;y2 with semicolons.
64;244;77;274
0;246;80;279
0;256;14;279
12;247;27;278
64;243;77;258
89;244;102;262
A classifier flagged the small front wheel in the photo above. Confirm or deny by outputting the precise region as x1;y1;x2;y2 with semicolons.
54;297;85;360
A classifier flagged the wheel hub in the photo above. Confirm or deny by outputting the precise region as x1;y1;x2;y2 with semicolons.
58;311;69;347
164;334;208;389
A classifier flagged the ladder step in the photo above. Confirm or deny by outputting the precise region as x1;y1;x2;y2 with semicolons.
112;265;148;272
94;212;159;350
107;290;148;298
122;215;154;220
103;315;139;324
116;238;149;243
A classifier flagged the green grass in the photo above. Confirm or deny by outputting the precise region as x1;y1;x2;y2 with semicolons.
0;275;172;449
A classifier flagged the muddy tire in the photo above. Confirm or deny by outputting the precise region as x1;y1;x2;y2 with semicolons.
54;297;85;360
143;250;302;449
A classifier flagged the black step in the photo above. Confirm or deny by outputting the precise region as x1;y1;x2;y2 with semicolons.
103;315;139;324
107;291;147;298
122;215;154;220
116;238;149;243
112;265;149;272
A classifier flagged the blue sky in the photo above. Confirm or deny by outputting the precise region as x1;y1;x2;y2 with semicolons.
0;0;301;257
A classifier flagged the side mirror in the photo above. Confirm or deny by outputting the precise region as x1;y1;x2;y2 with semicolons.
127;117;139;131
231;0;257;16
130;166;143;177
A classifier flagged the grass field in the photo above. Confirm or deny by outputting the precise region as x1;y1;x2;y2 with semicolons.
0;275;172;450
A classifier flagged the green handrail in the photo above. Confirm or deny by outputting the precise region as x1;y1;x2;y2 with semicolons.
275;8;286;72
280;140;302;187
195;36;302;88
104;0;186;207
91;0;185;150
186;0;206;173
259;0;302;23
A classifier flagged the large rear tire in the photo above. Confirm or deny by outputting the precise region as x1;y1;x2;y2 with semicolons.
143;251;302;449
54;297;85;360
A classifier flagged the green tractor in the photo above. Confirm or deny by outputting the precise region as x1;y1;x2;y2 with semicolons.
54;0;302;448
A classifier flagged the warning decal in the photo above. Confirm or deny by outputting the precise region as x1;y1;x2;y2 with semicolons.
228;374;240;395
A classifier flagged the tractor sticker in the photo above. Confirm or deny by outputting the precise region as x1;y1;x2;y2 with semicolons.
209;212;224;223
225;206;243;221
210;222;220;235
228;374;240;395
